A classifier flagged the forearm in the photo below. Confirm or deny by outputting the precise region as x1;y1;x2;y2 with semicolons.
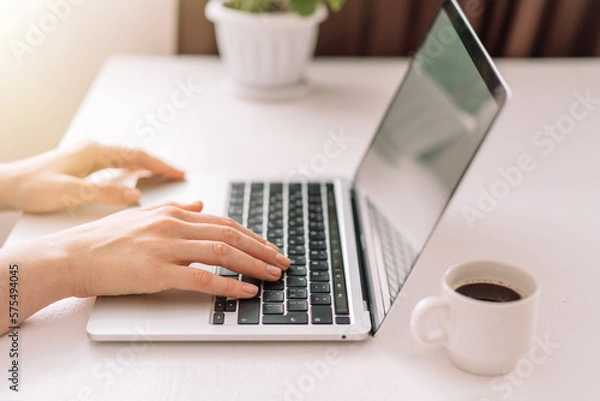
0;164;18;211
0;239;76;335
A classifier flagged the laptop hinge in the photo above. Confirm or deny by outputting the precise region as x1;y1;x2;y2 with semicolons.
350;188;374;332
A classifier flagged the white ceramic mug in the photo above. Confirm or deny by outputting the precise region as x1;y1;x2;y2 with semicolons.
410;261;540;376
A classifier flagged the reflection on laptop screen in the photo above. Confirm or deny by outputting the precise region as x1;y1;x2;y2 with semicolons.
354;3;508;332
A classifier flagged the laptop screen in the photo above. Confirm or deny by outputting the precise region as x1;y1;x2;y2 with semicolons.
353;1;509;333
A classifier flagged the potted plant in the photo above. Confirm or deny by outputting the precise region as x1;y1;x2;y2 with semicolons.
205;0;344;90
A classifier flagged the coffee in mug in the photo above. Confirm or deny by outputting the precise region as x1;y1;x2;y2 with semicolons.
455;280;522;303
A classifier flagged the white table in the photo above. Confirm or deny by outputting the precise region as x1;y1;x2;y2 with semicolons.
2;56;600;401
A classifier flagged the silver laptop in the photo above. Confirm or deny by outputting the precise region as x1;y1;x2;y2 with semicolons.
87;0;509;341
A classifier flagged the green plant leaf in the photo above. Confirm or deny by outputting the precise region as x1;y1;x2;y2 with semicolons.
226;0;273;13
325;0;344;11
289;0;320;16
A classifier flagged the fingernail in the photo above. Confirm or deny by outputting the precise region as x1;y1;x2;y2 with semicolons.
276;253;291;268
242;284;258;295
124;188;141;203
266;265;282;278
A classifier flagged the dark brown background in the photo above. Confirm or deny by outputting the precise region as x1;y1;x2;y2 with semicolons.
178;0;600;57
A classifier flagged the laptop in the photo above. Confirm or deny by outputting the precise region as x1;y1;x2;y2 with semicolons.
87;0;510;341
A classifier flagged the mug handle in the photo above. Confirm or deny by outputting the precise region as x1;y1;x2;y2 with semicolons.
410;296;450;346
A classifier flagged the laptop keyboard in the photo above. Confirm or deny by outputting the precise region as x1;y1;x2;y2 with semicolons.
212;182;351;326
367;199;417;306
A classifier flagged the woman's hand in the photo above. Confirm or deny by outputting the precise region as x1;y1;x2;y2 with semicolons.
0;201;290;333
55;201;290;299
0;141;184;213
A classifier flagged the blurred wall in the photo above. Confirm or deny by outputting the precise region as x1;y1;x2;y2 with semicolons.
0;0;178;163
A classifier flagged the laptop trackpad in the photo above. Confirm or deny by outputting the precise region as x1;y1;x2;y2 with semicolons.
137;173;229;216
87;289;214;339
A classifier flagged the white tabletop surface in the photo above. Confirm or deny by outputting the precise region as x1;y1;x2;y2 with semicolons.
2;56;600;401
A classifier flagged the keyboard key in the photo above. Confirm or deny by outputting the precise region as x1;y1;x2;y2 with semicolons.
263;312;308;324
309;222;324;230
308;213;323;222
287;265;307;276
288;245;306;255
269;211;283;219
308;183;321;194
309;240;327;250
229;193;244;202
310;250;328;260
232;182;245;191
269;228;283;237
238;299;260;324
270;183;283;193
212;312;225;325
263;304;284;315
334;283;349;299
225;300;237;312
248;206;263;215
271;238;284;248
310;271;330;282
288;217;304;227
311;305;333;324
287;276;307;287
264;279;284;290
309;230;325;240
214;299;225;311
310;261;328;271
241;276;261;286
288;237;305;246
289;199;303;208
289;210;304;219
267;214;283;223
268;234;283;243
310;283;330;293
248;216;263;225
289;228;305;236
288;288;308;299
268;220;283;229
310;293;331;305
309;204;322;213
336;316;351;325
290;256;306;265
228;206;243;215
287;299;308;312
248;225;263;234
264;291;284;302
231;189;245;199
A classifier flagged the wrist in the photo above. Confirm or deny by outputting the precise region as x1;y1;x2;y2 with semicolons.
26;237;79;301
46;230;93;298
0;237;80;329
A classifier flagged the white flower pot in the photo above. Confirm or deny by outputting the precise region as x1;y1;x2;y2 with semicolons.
205;0;328;89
